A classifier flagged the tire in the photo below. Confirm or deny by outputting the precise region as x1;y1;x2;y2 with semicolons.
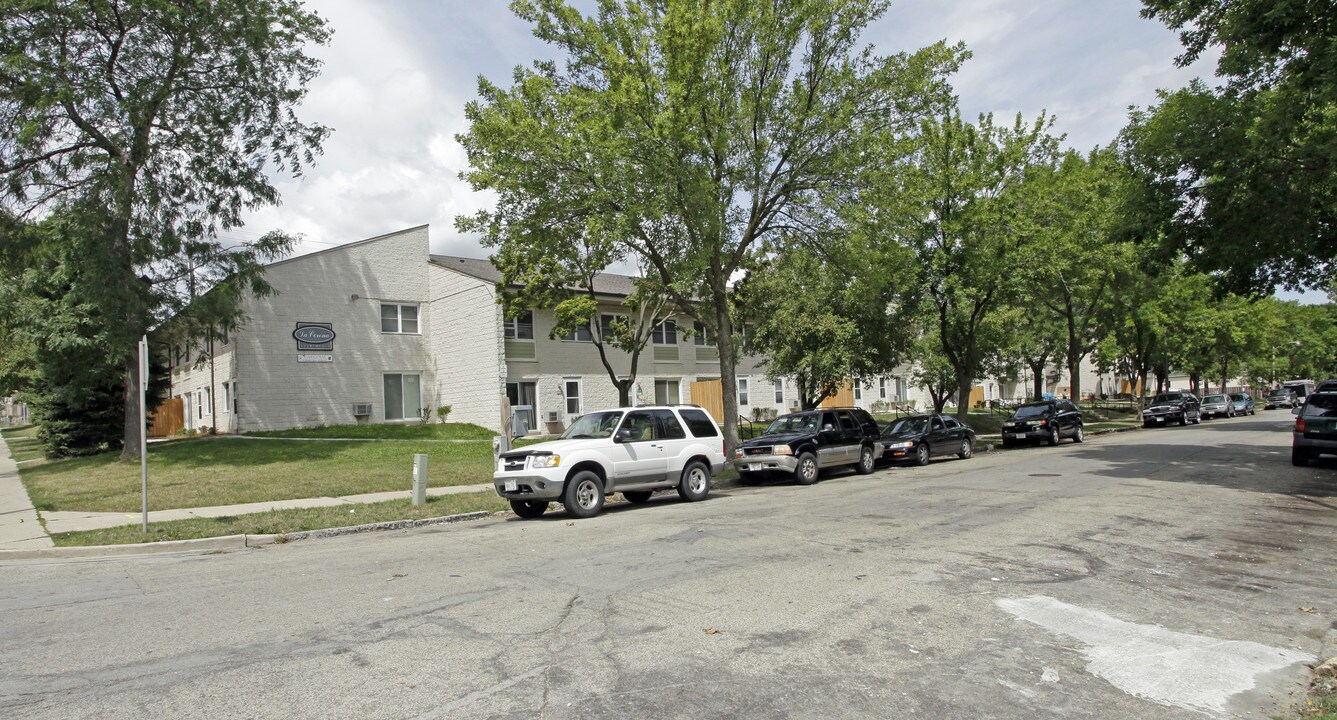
957;438;973;459
677;461;711;501
1179;415;1188;426
913;443;930;466
1072;424;1085;443
794;452;819;485
509;499;549;519
1142;421;1153;429
562;470;604;518
1292;447;1310;467
623;490;653;504
856;445;876;475
1046;427;1059;446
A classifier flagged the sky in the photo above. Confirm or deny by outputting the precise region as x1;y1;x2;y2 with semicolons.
230;1;1331;298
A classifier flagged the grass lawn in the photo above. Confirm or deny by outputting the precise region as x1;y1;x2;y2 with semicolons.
21;434;499;513
50;491;508;546
1;425;44;463
246;422;495;440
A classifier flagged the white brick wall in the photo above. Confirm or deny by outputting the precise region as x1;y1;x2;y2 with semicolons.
428;265;505;431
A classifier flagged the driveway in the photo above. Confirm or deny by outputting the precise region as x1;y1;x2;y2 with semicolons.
1;415;1333;719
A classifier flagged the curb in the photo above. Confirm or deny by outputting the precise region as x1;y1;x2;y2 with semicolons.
0;510;496;561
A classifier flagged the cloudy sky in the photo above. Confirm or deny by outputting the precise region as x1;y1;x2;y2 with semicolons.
237;0;1215;261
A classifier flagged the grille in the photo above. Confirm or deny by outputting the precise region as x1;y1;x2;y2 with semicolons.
743;446;771;456
503;458;526;471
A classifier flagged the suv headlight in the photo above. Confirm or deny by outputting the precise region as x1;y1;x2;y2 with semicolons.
772;445;794;455
528;454;561;469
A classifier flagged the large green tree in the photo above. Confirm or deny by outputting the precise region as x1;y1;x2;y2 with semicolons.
460;0;962;451
885;108;1058;419
1133;0;1337;293
0;0;329;458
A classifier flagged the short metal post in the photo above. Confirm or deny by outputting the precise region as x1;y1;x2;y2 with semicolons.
412;454;428;506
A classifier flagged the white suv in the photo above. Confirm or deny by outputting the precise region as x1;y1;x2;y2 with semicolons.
493;405;727;519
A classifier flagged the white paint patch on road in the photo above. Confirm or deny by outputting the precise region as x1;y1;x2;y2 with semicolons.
996;595;1312;715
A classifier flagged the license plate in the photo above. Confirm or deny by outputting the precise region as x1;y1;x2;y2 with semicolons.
748;463;762;471
504;480;517;492
1007;433;1026;439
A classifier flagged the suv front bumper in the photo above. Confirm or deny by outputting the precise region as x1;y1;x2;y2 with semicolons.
732;453;800;475
493;469;567;501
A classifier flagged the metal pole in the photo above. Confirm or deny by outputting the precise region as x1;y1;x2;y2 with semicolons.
139;335;149;533
412;454;428;506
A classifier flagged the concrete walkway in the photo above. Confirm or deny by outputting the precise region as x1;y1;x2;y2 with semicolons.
0;433;53;548
40;483;496;535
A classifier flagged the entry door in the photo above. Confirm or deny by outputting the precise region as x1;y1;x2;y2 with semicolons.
506;382;537;431
608;410;667;488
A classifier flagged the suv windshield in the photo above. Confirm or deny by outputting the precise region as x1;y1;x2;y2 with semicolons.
1203;394;1228;403
887;416;928;434
1151;393;1182;404
1302;394;1337;417
765;412;818;435
559;411;624;439
1013;404;1051;419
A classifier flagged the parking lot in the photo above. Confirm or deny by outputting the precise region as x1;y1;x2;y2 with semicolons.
2;413;1334;719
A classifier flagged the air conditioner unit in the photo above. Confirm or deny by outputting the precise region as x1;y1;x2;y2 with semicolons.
352;403;372;416
546;411;560;423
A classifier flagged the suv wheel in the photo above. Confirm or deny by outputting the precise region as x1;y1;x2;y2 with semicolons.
1073;424;1085;443
510;499;548;519
913;443;930;466
856;445;876;475
1046;427;1059;446
795;452;819;485
677;461;710;501
563;471;604;518
957;438;973;459
1292;447;1310;467
623;490;653;504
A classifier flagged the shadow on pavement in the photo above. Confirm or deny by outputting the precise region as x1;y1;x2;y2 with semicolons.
1065;439;1337;498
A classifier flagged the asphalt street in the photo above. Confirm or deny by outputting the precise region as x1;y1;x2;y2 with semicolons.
2;413;1334;719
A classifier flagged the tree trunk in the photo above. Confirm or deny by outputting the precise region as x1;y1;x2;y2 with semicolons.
616;379;633;407
954;372;972;421
120;352;141;461
1028;359;1046;400
1067;355;1083;404
712;286;739;456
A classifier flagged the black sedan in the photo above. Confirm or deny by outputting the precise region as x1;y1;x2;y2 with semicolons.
880;414;975;466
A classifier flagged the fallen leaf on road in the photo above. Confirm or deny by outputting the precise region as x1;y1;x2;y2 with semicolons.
388;573;407;581
704;628;722;635
1300;607;1315;613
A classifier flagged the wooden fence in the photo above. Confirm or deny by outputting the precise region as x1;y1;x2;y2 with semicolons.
689;380;724;422
148;397;184;438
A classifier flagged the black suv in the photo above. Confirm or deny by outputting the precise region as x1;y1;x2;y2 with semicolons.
1142;391;1201;427
733;407;884;484
1001;399;1085;447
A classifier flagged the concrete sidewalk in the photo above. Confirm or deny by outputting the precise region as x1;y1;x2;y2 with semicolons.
40;482;497;535
0;433;54;549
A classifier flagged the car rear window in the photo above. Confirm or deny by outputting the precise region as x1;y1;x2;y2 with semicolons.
678;408;719;437
1302;394;1337;417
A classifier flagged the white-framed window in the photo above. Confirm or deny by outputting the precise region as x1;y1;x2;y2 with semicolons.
383;373;422;421
692;321;715;347
222;382;231;412
503;310;534;340
774;379;784;404
231;381;238;414
381;304;419;334
854;381;862;401
652;320;677;345
655;379;680;405
879;378;887;400
561;323;594;342
564;378;582;416
198;388;211;418
599;314;623;340
738;377;750;406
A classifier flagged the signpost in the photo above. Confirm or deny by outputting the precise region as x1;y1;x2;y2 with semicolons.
138;335;148;533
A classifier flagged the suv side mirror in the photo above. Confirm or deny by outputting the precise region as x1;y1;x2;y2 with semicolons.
615;427;636;442
822;423;834;432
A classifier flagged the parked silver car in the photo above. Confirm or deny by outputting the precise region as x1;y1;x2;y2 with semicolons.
1292;391;1337;466
1229;392;1256;416
1200;393;1235;419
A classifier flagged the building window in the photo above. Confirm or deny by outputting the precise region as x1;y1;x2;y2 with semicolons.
564;379;582;416
774;379;784;404
198;388;211;418
599;314;623;340
738;377;749;406
692;321;715;347
655;379;680;405
222;382;231;411
503;310;534;340
879;378;887;400
854;381;862;401
174;345;183;366
561;323;593;342
383;373;422;421
219;326;229;345
652;320;677;345
381;304;419;334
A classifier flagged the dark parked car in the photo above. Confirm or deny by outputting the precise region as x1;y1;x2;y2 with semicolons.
1315;379;1337;393
1001;399;1084;447
879;414;976;466
733;407;884;484
1142;391;1201;426
1229;392;1255;416
1199;393;1235;419
1292;391;1337;465
1264;389;1296;409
